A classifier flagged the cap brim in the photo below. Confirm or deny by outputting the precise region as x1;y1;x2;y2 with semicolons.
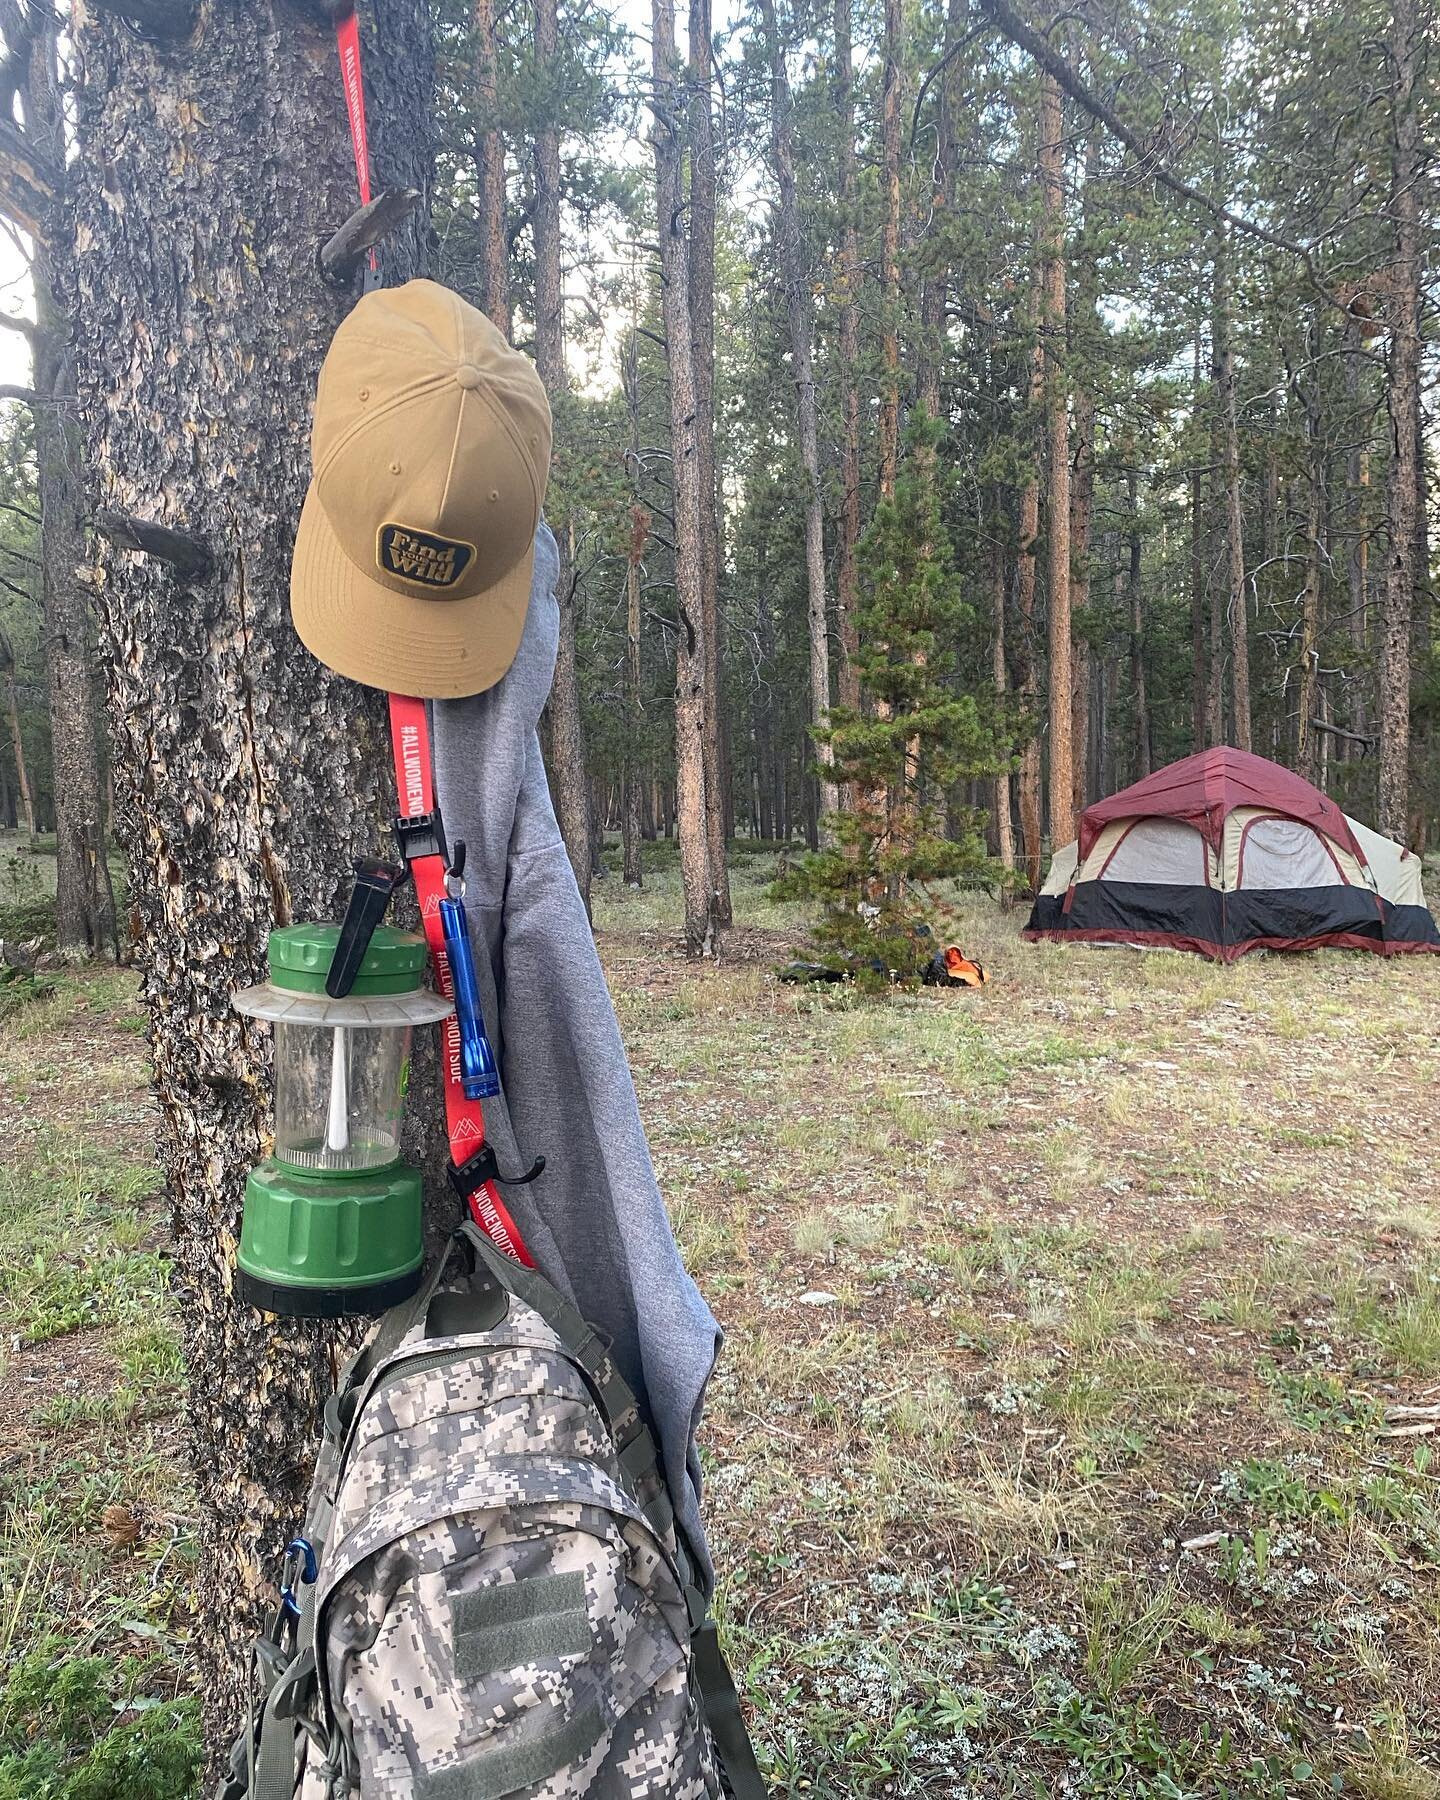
290;483;533;699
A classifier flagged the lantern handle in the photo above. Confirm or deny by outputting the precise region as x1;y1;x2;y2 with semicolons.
326;854;411;999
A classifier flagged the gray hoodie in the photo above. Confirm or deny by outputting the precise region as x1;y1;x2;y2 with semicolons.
430;522;720;1582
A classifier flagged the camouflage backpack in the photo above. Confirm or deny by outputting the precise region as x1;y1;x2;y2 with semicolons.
219;1223;764;1800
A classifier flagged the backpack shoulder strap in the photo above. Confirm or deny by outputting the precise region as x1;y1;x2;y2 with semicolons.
694;1622;767;1800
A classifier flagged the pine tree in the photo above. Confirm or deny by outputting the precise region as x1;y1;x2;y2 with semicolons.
775;415;997;985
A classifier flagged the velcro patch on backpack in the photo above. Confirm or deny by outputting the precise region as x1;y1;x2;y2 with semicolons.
452;1572;593;1676
412;1705;606;1800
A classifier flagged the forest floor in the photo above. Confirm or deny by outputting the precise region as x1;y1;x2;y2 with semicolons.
2;842;1439;1797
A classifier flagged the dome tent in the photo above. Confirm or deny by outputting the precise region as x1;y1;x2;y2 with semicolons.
1024;747;1440;961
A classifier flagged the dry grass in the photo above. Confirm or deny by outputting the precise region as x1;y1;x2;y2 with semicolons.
599;858;1440;1794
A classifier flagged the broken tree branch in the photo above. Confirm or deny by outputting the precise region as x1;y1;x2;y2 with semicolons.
0;119;56;239
96;511;213;581
1309;717;1375;750
320;187;422;283
975;0;1327;288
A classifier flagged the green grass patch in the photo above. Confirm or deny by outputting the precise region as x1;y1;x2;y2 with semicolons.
0;1638;200;1800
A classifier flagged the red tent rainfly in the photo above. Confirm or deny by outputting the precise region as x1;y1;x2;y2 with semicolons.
1026;747;1439;962
1076;747;1362;866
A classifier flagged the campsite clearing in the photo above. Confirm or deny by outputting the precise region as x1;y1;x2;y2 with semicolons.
2;850;1438;1797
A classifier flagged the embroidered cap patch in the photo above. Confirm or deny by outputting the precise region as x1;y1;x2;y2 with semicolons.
377;523;475;590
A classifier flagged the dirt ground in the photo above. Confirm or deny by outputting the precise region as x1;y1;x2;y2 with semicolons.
2;858;1438;1796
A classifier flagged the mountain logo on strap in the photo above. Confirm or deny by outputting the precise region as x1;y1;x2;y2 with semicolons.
377;523;475;589
452;1118;483;1143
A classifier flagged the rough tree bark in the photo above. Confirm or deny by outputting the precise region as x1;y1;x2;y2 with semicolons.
1016;311;1044;892
761;0;836;833
832;0;862;720
1190;324;1209;750
473;0;511;335
1377;0;1420;840
754;531;778;840
0;627;33;833
67;0;432;1762
1038;69;1073;845
688;0;731;923
1125;466;1150;779
1297;377;1324;783
621;333;645;889
915;0;962;430
877;0;903;501
533;0;592;918
989;501;1015;874
1069;122;1099;821
1212;220;1250;751
651;0;712;953
1343;313;1371;745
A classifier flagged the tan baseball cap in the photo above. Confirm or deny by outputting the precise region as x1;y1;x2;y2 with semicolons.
291;279;552;698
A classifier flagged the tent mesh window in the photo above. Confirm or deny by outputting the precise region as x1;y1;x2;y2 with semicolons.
1097;819;1209;886
1235;816;1347;889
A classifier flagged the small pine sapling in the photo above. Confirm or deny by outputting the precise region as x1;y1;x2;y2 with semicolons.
775;412;1003;986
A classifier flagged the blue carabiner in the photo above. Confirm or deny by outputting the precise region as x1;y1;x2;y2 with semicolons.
280;1536;319;1618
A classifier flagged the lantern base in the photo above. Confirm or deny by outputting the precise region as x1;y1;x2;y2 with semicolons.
236;1263;423;1319
237;1156;425;1321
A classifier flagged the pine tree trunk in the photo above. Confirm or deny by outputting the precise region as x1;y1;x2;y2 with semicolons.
1038;70;1073;845
1016;323;1043;892
1377;0;1420;840
0;644;33;834
651;0;712;953
622;340;646;889
67;0;432;1763
1069;125;1098;823
1126;468;1150;779
533;5;592;917
1212;222;1250;751
915;0;961;430
754;535;776;842
1191;326;1209;751
761;0;836;833
474;0;511;335
1297;386;1323;783
25;24;111;955
687;0;730;927
1411;415;1432;846
1343;316;1371;746
877;0;902;502
623;539;645;887
833;0;862;720
1069;401;1094;825
989;513;1015;874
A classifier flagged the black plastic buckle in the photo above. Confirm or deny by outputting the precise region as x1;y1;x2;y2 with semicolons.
448;1143;547;1202
393;808;448;868
326;856;410;998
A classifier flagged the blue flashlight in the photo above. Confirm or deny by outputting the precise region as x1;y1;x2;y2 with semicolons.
438;891;500;1100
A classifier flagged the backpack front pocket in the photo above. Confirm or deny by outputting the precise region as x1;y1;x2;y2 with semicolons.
323;1489;698;1798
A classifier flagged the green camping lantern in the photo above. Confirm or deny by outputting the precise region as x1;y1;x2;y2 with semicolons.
232;923;453;1318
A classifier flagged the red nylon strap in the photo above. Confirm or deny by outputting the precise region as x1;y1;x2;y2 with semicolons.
334;8;377;272
388;694;533;1268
